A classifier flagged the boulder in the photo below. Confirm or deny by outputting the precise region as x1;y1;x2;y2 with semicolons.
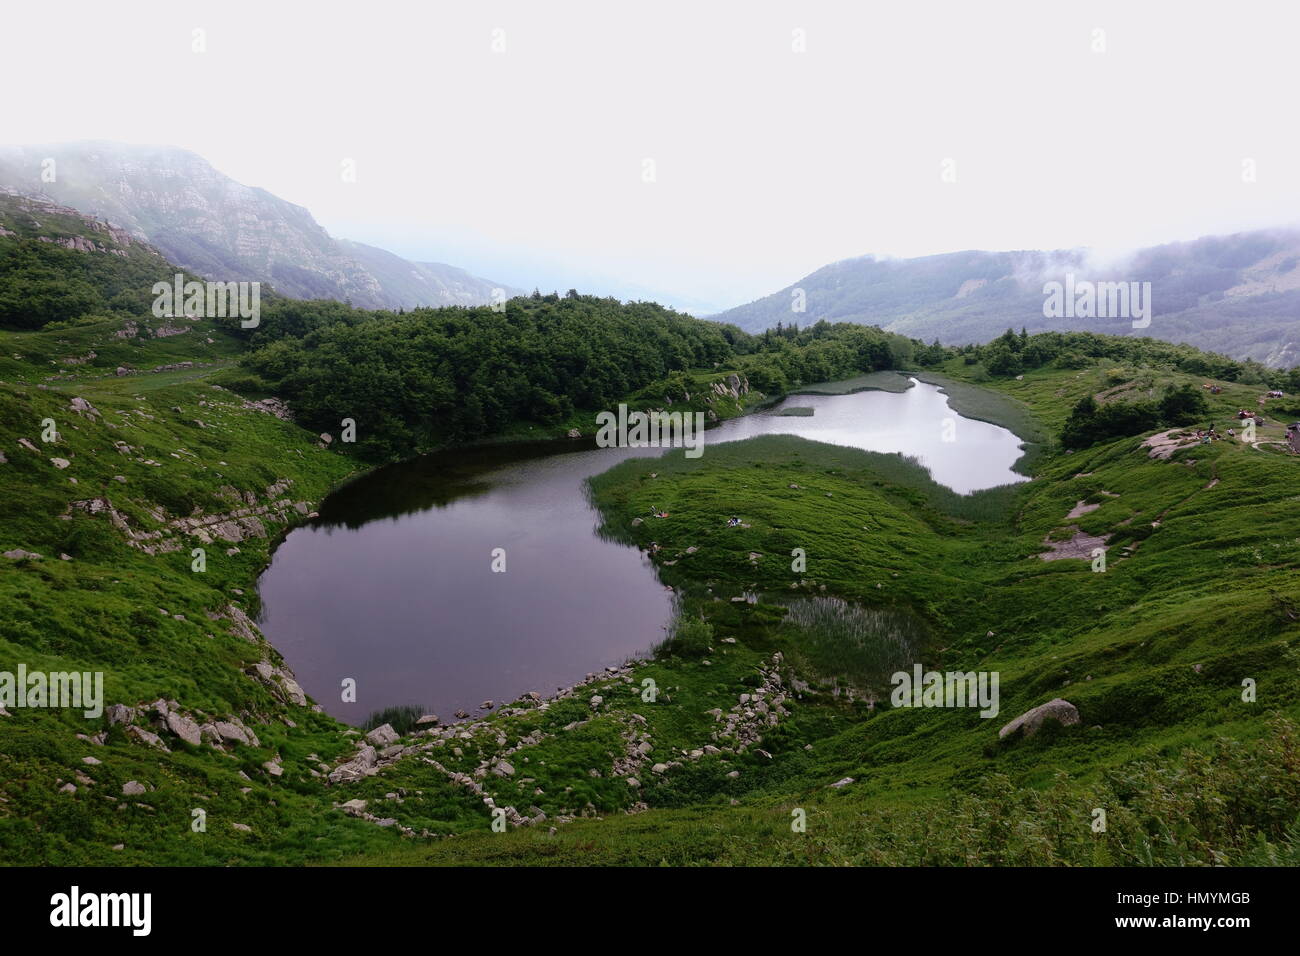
126;725;169;751
328;745;377;784
214;720;251;746
165;711;202;747
365;723;399;747
998;698;1080;739
122;780;147;796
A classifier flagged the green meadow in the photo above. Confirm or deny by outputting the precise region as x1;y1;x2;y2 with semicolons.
2;239;1298;865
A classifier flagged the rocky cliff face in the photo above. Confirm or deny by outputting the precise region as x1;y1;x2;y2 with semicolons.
0;142;508;310
0;186;147;255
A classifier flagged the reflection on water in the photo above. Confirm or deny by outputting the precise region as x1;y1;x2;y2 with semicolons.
258;378;1025;723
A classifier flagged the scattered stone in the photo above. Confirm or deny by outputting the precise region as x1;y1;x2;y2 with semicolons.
214;721;252;746
365;723;399;747
122;780;147;796
165;711;202;747
998;698;1081;739
328;745;377;784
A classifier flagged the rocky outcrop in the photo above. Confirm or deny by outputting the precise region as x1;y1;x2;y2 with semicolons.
67;478;316;556
998;698;1081;739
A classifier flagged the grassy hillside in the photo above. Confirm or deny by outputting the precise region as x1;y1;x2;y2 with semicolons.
347;360;1300;866
2;218;1298;866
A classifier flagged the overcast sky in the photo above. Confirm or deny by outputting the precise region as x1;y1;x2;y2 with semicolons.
6;0;1299;311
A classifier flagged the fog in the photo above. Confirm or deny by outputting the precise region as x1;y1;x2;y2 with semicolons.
5;0;1298;311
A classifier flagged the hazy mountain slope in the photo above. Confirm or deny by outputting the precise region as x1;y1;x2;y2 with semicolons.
715;231;1300;365
338;240;520;309
0;142;506;310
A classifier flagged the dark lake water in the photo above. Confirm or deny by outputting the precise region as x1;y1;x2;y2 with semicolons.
257;378;1025;723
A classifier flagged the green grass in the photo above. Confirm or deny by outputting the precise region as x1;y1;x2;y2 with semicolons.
3;298;1298;866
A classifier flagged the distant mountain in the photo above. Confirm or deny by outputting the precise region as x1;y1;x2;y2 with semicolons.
0;141;513;310
713;231;1300;367
338;240;515;309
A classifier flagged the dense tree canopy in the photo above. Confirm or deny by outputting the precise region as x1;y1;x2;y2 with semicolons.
235;298;918;460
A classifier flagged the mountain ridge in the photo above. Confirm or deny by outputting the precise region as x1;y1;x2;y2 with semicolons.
0;141;513;311
713;231;1300;367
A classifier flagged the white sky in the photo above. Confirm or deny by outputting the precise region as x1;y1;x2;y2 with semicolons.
6;0;1299;311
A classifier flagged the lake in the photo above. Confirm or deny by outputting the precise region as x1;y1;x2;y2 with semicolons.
257;377;1026;723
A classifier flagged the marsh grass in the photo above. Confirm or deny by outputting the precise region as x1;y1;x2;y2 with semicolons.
781;596;926;691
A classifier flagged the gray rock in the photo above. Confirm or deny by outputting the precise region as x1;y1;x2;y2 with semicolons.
126;725;169;751
105;703;135;726
122;780;147;796
365;723;399;747
214;720;251;746
998;698;1080;739
328;745;377;784
165;711;202;747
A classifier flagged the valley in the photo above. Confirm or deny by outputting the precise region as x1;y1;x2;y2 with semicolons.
0;150;1298;872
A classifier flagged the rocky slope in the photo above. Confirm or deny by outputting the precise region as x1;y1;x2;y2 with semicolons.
0;141;509;310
